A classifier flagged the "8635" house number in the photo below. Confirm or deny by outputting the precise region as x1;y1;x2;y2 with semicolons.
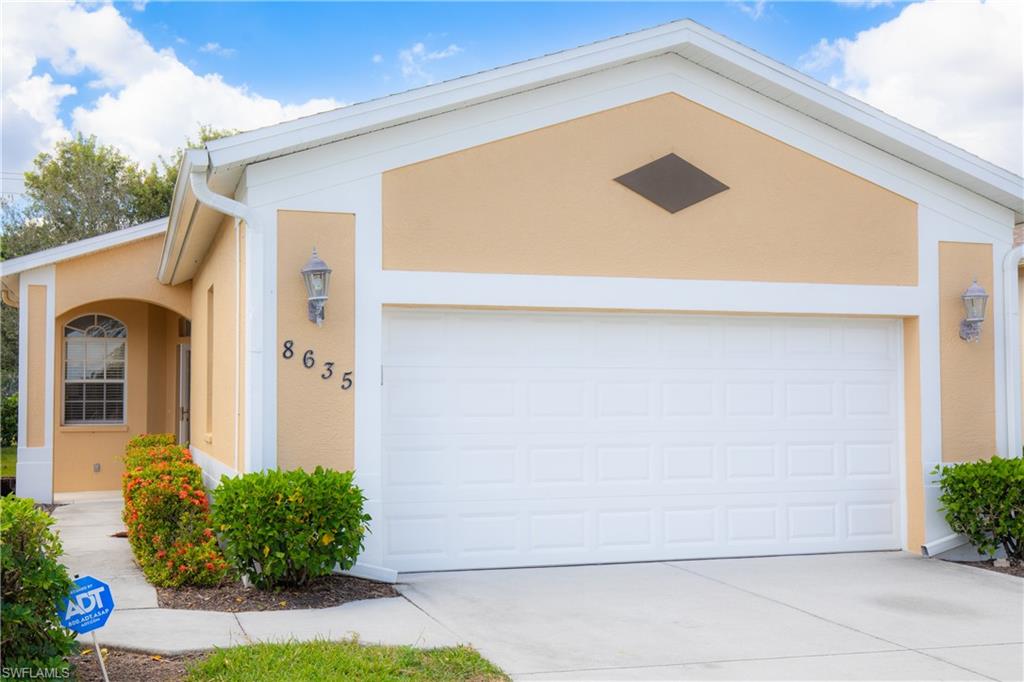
282;340;353;390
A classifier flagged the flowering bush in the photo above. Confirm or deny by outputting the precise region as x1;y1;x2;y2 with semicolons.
124;432;177;454
121;434;231;587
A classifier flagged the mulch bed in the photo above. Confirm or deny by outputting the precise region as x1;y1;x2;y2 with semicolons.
73;648;203;682
156;574;399;612
951;559;1024;578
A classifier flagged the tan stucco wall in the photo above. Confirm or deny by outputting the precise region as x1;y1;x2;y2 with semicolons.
903;317;924;552
146;307;169;432
189;216;239;468
146;307;187;434
26;285;47;447
277;210;355;472
55;235;191;318
52;300;179;492
383;93;918;285
939;242;996;462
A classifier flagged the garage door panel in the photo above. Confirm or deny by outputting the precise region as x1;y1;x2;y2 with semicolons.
382;490;901;571
383;430;900;504
384;311;898;371
384;367;899;434
382;309;902;571
382;432;897;507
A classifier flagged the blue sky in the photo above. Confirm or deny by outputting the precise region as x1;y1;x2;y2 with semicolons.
70;2;906;120
2;1;1020;195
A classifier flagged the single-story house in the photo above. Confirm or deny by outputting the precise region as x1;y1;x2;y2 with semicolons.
3;20;1023;580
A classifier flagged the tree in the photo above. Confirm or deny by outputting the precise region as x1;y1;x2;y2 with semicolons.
0;127;236;398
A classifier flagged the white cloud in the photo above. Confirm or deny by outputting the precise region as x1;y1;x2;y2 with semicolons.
833;0;892;7
1;2;342;187
801;0;1022;174
798;37;848;72
398;41;464;84
199;42;236;58
372;53;383;64
734;0;767;20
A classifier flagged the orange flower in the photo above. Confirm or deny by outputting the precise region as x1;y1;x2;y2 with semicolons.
205;563;215;571
178;565;188;572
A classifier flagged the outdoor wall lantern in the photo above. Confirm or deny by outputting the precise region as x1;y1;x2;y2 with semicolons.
301;248;332;326
959;279;989;343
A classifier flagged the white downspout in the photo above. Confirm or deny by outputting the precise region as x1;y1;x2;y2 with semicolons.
1002;242;1024;459
187;154;260;474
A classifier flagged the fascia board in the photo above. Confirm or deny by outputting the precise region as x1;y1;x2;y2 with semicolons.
0;219;166;277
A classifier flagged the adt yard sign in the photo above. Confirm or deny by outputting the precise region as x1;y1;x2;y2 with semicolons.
59;576;114;634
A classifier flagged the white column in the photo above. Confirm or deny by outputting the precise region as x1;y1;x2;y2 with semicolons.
16;265;56;503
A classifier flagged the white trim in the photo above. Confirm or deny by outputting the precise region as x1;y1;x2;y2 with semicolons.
340;563;398;584
245;219;266;472
16;274;28;447
234;217;241;473
0;220;165;278
380;271;927;317
1002;244;1024;458
190;444;237;491
205;20;1020;217
896;322;909;552
921;533;969;557
15;266;56;503
253;205;274;472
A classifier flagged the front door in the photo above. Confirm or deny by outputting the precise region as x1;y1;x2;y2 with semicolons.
178;344;191;444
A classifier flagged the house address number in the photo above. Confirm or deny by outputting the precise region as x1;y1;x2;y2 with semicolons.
282;340;353;390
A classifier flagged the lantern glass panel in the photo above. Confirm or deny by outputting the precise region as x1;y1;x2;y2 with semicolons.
963;293;987;321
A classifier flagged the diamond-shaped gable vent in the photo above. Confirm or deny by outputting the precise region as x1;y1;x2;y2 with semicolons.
614;153;728;213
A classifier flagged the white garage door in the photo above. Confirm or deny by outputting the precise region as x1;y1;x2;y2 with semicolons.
382;309;902;572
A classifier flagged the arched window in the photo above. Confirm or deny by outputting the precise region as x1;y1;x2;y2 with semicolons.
63;314;126;424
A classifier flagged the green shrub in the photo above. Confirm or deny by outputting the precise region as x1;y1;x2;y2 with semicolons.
0;496;76;673
121;438;231;587
1;393;17;447
212;467;371;589
934;455;1023;560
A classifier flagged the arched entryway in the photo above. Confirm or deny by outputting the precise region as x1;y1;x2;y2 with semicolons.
53;299;191;493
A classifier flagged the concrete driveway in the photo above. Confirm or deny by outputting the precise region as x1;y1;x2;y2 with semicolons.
399;552;1023;681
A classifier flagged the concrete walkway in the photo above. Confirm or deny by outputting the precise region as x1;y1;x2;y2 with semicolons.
54;496;1023;680
51;496;459;655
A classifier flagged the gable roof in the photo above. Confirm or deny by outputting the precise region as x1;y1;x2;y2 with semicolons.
0;218;166;278
194;18;1021;219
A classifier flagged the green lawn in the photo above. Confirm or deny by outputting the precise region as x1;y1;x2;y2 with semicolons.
187;640;507;682
1;446;14;477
